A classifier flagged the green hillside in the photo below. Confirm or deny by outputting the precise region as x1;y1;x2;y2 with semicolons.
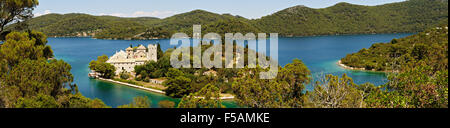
341;24;448;71
253;0;448;36
6;0;449;39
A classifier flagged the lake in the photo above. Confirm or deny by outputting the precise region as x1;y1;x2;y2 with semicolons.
47;33;412;108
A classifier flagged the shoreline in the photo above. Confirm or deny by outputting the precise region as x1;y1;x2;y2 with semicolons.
336;60;393;73
96;77;235;100
97;77;166;94
49;32;414;41
337;60;367;71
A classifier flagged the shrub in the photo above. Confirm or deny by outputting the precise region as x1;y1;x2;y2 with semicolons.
120;71;130;80
158;100;176;108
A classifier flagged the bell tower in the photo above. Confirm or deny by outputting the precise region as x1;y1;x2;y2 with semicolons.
147;44;158;62
126;46;134;59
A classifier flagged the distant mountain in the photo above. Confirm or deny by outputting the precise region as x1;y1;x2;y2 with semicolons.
253;0;448;36
154;10;248;33
7;0;448;39
11;13;161;39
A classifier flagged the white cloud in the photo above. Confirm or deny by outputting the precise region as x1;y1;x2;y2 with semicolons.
34;10;52;17
98;11;176;18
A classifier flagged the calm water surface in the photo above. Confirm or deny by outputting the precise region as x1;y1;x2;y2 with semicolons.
47;33;412;107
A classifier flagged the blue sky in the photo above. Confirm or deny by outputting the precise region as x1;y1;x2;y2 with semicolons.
34;0;406;19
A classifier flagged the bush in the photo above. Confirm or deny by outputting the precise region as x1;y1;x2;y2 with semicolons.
120;71;130;80
158;100;176;108
143;77;150;82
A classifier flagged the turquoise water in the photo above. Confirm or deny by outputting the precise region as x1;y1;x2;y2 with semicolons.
47;33;412;108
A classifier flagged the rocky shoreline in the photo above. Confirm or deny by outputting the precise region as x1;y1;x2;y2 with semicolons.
337;60;367;71
337;60;394;73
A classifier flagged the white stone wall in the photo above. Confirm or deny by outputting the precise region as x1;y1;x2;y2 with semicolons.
112;62;136;75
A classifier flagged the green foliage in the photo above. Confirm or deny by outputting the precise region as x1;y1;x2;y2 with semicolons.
6;13;160;39
0;31;109;108
253;0;448;36
0;31;52;66
89;55;116;79
341;24;448;72
0;0;39;33
182;18;261;38
58;93;110;108
9;0;447;39
178;84;225;108
363;64;448;108
134;49;170;80
95;19;146;40
119;71;131;80
278;59;311;100
232;59;311;108
15;94;59;108
344;25;449;108
163;68;192;98
309;74;366;108
117;96;151;108
157;43;163;59
158;100;176;108
139;27;171;39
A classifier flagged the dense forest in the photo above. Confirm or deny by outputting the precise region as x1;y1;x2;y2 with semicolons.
253;0;448;36
341;24;448;71
338;25;448;108
6;0;448;40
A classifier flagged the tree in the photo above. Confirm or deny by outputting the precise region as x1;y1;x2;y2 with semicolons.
117;96;151;108
15;94;59;108
309;74;365;108
341;25;448;108
134;52;171;80
89;55;116;79
157;43;163;59
381;63;448;108
158;100;176;108
0;31;109;108
278;59;311;107
178;84;224;108
0;31;51;66
120;71;130;80
57;93;110;108
164;76;192;98
0;0;39;33
232;58;313;108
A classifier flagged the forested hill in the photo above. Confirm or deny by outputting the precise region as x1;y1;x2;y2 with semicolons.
10;13;162;39
341;24;448;72
253;0;448;36
7;0;448;40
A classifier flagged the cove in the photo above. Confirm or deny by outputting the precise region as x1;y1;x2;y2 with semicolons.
46;33;412;108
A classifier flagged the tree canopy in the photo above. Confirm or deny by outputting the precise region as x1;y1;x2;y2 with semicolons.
0;31;110;108
117;96;151;108
89;55;116;79
0;0;39;34
232;59;311;108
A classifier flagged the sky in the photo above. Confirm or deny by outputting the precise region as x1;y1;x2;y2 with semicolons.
34;0;407;19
